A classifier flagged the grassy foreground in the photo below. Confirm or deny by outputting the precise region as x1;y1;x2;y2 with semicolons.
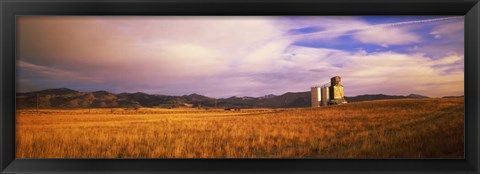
16;98;464;158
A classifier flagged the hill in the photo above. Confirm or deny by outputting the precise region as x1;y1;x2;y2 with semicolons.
16;88;432;109
345;93;428;102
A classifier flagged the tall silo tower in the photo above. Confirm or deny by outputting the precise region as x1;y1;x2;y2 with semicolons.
321;86;329;106
311;86;321;108
328;76;347;105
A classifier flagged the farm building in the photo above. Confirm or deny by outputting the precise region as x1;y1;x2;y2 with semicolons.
310;86;321;107
311;76;347;108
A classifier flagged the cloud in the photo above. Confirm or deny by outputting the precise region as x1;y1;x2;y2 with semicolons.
352;26;421;47
235;40;293;73
429;20;464;39
288;16;461;47
284;16;370;41
433;54;463;65
17;60;99;82
282;46;464;97
413;17;464;59
16;16;464;98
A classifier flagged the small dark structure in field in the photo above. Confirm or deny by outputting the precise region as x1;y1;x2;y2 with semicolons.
224;107;241;111
311;76;348;108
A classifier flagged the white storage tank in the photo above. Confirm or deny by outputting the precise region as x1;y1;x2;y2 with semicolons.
311;86;321;108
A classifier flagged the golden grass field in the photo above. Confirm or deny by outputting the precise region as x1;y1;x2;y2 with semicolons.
16;97;464;158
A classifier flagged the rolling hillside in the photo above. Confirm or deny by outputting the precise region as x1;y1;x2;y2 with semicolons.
17;88;434;109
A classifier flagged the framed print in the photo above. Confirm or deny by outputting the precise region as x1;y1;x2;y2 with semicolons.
1;0;479;173
14;15;465;159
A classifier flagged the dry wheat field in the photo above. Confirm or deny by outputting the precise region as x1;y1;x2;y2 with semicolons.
16;98;464;158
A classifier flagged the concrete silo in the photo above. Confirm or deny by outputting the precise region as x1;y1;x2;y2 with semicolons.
321;86;329;106
311;76;347;107
311;86;321;107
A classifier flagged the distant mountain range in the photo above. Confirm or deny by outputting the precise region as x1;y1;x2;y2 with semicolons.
16;88;451;109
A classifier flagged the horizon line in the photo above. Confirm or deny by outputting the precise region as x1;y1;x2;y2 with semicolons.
14;87;464;99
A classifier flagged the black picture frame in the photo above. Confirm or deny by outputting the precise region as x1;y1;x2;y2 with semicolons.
1;0;479;173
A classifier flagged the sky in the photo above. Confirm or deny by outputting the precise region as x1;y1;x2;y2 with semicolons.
16;16;464;98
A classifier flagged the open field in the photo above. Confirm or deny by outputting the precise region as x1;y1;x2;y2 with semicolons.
16;98;464;158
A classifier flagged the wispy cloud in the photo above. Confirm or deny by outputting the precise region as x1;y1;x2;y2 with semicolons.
282;46;464;97
288;16;461;47
17;60;100;82
289;16;460;38
16;16;464;97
